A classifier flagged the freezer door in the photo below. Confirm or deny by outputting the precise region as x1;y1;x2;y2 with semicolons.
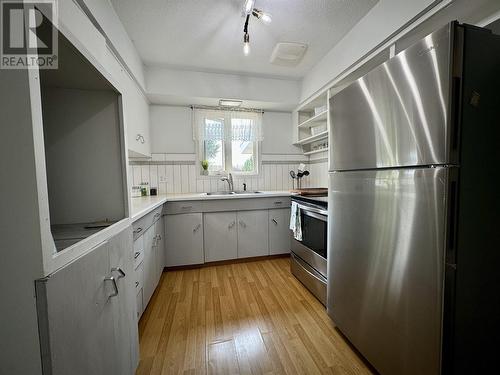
330;24;455;170
327;167;448;375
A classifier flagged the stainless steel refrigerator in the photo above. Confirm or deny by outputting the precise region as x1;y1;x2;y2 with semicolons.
327;22;500;375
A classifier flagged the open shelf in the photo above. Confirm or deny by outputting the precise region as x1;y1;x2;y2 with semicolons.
303;148;329;156
297;110;327;129
296;131;329;145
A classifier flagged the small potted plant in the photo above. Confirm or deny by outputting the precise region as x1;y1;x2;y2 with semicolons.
201;160;209;175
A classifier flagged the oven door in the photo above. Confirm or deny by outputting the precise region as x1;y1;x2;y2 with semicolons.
291;203;328;277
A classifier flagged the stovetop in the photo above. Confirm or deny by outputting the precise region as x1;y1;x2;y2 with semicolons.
291;194;328;209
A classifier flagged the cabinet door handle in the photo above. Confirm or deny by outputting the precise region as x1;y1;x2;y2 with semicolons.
193;224;201;232
272;218;278;225
228;221;235;229
134;251;141;259
111;267;126;279
104;276;118;298
239;220;246;228
136;134;145;144
135;281;139;288
133;227;143;234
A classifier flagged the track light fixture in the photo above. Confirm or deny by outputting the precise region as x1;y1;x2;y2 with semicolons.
243;32;250;56
241;0;272;56
252;8;272;24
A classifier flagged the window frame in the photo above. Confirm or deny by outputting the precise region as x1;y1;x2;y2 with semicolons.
198;117;260;177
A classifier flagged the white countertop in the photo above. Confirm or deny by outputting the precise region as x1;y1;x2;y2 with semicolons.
130;191;293;222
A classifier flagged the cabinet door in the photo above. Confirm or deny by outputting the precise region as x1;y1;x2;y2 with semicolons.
108;227;138;375
155;218;164;284
237;210;269;258
142;226;156;307
35;241;116;375
204;212;237;262
165;213;204;266
269;208;291;255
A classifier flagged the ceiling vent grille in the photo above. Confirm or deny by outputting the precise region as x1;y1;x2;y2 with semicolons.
270;42;308;66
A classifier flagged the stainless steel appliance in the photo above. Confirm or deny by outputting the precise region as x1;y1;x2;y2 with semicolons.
328;22;500;375
291;195;328;305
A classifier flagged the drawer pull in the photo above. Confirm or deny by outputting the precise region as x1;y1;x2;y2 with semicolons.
153;212;161;219
274;201;283;205
135;281;139;288
133;227;143;234
134;252;141;259
181;206;193;210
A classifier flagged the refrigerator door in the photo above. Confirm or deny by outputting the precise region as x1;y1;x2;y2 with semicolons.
327;167;448;375
330;24;455;171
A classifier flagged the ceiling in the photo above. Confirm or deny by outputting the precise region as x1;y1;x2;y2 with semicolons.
110;0;379;79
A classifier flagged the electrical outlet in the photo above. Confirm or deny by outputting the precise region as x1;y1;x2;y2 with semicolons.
159;176;167;183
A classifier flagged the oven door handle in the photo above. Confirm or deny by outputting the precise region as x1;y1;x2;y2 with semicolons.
298;207;327;222
296;203;328;217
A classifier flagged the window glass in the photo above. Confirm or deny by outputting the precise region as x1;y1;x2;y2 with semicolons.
204;139;224;172
231;140;255;172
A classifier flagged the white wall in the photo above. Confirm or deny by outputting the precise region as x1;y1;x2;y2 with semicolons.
300;0;443;101
42;88;125;224
150;106;195;154
150;105;302;156
261;112;303;156
146;67;300;111
0;69;45;375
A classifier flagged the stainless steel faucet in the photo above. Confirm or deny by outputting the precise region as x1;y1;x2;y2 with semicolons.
221;173;234;191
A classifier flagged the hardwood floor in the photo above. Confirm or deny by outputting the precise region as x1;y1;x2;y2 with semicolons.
137;257;373;375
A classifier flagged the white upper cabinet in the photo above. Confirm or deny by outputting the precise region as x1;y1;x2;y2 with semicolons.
237;210;269;258
204;212;238;262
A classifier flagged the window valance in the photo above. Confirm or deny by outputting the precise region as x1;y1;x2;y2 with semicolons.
192;108;263;142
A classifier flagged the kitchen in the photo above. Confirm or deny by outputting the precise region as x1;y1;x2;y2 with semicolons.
1;0;500;374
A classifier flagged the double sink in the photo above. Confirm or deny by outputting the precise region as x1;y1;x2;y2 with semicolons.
205;191;263;196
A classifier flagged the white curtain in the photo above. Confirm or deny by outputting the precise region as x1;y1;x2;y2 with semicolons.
193;109;263;142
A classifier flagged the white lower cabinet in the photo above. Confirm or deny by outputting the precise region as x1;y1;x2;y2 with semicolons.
142;226;156;307
135;288;143;320
154;218;164;284
134;261;144;318
204;212;238;262
237;210;269;258
165;213;204;266
269;208;291;255
35;227;138;375
133;214;164;320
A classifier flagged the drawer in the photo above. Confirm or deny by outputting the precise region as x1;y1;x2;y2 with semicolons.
133;206;163;240
133;236;144;269
136;288;143;320
134;261;144;291
291;253;326;306
164;200;203;215
202;196;292;213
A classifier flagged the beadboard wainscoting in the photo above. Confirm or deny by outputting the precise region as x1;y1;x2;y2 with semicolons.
129;153;328;194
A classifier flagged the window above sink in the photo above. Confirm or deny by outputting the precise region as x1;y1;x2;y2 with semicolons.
194;108;263;177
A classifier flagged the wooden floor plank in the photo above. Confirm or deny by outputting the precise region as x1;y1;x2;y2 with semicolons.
138;258;373;375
